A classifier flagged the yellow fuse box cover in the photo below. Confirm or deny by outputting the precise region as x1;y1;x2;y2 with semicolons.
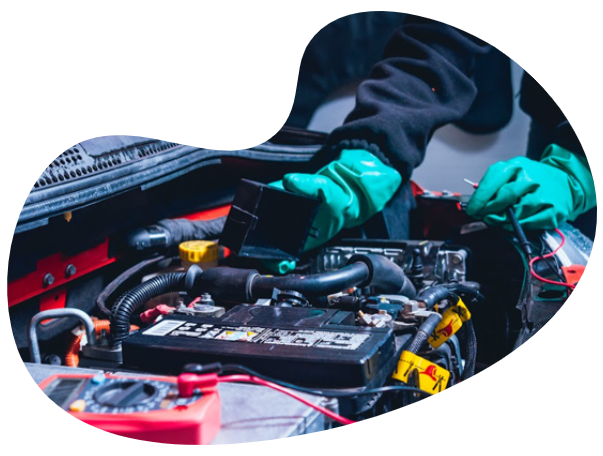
428;298;471;349
179;240;219;264
392;351;450;394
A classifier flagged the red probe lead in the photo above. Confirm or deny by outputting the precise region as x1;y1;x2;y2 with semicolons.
178;372;356;425
218;375;356;425
464;178;575;291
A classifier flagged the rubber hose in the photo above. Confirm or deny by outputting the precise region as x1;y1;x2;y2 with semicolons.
250;262;371;300
110;272;186;347
157;217;226;245
186;254;414;303
96;255;167;318
251;254;415;300
348;254;416;298
127;217;226;251
460;320;477;380
443;282;486;303
416;286;455;309
407;313;442;354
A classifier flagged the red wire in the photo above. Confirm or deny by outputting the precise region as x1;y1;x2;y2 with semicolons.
218;374;356;425
528;228;576;290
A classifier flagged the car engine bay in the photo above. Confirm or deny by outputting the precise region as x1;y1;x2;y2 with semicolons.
7;133;592;444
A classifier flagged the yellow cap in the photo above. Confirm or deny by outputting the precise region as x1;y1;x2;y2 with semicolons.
179;240;219;264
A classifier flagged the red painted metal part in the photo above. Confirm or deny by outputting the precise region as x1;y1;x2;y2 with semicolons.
7;239;116;308
38;373;221;445
8;205;232;309
39;286;67;312
181;205;231;221
39;286;68;324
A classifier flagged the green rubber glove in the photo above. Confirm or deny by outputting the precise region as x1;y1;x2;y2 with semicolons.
272;149;402;252
466;144;596;230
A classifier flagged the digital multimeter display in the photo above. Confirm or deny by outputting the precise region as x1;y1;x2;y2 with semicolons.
39;373;221;445
46;378;86;408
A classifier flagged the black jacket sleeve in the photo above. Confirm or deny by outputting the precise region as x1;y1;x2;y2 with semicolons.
520;72;584;156
324;15;490;181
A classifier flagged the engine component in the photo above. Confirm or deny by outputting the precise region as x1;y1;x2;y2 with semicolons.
110;271;188;347
406;313;442;354
127;216;226;251
122;305;396;389
96;255;168;318
416;286;456;309
179;240;219;268
29;308;97;364
434;248;468;282
314;241;407;272
392;351;450;394
188;253;416;302
272;289;310;307
406;248;425;287
175;294;225;318
313;239;466;289
38;372;221;445
219;179;321;261
427;298;472;349
357;310;393;328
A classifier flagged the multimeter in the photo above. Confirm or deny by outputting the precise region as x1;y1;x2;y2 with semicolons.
38;372;221;445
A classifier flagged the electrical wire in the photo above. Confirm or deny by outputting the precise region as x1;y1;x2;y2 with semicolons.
528;228;575;290
536;236;566;283
220;364;430;399
218;374;356;425
96;255;168;317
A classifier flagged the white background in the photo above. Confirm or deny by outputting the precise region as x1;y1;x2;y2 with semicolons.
1;1;601;454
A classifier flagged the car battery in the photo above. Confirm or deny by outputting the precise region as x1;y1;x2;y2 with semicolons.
122;305;395;388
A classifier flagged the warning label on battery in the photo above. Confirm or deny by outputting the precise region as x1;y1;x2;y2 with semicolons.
143;320;370;351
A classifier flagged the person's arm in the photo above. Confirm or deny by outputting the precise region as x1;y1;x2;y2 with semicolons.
276;16;489;257
324;15;490;181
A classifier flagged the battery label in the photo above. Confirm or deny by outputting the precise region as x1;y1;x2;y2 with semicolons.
142;319;185;336
143;320;370;351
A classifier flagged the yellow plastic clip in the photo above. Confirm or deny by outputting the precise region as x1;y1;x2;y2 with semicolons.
428;297;471;349
392;351;450;394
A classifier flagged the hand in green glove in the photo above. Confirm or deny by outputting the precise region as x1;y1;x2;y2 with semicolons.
272;149;402;252
466;144;596;230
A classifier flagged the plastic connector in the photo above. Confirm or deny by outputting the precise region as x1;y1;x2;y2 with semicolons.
427;298;472;349
182;362;223;375
177;373;220;398
219;179;320;261
139;304;173;323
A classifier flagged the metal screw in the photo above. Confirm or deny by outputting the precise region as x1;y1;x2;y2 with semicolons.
43;273;55;288
65;264;77;278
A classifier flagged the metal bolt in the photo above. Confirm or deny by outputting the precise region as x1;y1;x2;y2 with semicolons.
65;264;77;278
42;354;62;365
43;273;55;288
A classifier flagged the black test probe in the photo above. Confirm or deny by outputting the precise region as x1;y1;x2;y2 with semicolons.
463;178;533;258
